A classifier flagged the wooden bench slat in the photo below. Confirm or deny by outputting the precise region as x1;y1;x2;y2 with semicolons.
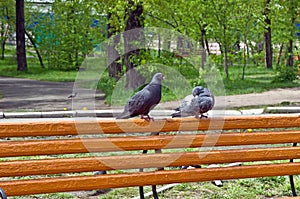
1;162;300;196
1;146;300;177
0;115;299;137
1;130;300;157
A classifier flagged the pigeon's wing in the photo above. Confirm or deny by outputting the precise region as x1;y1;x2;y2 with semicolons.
199;89;215;109
197;97;214;114
117;84;160;119
174;95;193;111
172;95;197;117
116;89;148;119
127;90;149;114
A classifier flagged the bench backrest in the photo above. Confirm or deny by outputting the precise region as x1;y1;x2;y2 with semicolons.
0;114;299;197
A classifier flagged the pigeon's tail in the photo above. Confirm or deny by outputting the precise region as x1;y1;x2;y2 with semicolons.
171;111;182;118
116;112;131;119
174;107;180;112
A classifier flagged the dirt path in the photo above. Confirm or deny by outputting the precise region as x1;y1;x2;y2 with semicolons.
0;76;299;112
158;87;300;110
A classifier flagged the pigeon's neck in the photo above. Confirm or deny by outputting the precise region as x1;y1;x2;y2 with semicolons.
149;83;162;86
149;78;162;85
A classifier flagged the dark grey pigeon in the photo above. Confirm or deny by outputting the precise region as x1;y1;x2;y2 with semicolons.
116;73;164;120
171;86;214;118
196;87;215;117
192;86;204;97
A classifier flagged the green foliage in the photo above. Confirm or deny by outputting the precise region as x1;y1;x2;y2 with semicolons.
97;72;117;104
26;0;106;71
273;65;298;82
0;0;15;58
131;49;199;78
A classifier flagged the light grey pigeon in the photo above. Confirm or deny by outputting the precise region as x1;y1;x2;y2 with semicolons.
171;86;214;118
116;73;164;120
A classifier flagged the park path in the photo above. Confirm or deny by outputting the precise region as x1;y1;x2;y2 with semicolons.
0;76;107;112
0;76;299;112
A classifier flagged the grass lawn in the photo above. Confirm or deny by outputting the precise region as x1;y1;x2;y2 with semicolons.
223;65;300;95
95;176;300;199
0;57;77;82
10;176;300;198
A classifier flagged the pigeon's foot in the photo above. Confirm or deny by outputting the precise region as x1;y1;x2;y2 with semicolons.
195;114;208;119
200;114;208;118
141;115;154;121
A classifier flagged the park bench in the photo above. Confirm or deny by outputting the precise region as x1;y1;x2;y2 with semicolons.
0;114;300;198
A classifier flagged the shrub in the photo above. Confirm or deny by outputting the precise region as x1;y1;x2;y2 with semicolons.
273;65;298;82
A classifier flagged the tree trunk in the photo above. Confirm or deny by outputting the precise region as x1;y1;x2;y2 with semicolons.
264;0;272;69
107;13;122;80
200;28;206;69
25;30;44;68
286;7;295;68
16;0;27;71
276;43;284;69
242;40;247;80
1;23;8;60
1;40;5;60
264;28;272;69
223;26;229;78
158;33;161;57
224;49;229;78
205;37;210;55
123;0;145;89
286;39;294;67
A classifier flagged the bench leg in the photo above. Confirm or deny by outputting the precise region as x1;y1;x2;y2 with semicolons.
139;132;162;199
289;143;298;197
139;149;148;199
138;148;162;199
152;148;164;199
0;188;7;199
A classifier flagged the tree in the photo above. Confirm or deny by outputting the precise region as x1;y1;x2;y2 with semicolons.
270;0;299;67
94;0;126;79
263;0;273;69
16;0;27;71
0;5;9;59
208;0;239;78
95;0;146;89
107;13;122;80
234;0;261;79
92;0;299;84
26;0;105;70
0;0;15;59
123;0;145;89
284;0;299;67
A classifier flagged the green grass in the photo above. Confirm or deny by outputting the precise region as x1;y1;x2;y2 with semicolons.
10;176;299;198
0;57;77;82
85;176;299;199
222;65;300;95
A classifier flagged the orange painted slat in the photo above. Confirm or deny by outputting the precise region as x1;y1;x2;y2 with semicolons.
1;162;300;196
0;115;299;137
1;146;300;177
1;131;300;157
